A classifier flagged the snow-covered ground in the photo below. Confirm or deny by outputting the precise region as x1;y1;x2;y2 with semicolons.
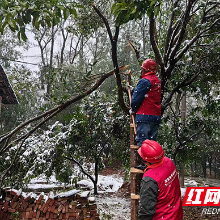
96;194;130;220
6;174;215;220
25;173;129;219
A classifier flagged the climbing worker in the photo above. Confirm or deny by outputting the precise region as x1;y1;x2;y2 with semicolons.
130;59;161;147
138;139;183;220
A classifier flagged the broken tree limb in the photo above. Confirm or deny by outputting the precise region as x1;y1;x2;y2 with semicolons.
0;66;128;154
128;41;140;61
0;66;128;194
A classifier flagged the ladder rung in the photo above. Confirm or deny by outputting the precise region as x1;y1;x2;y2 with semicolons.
130;168;144;174
130;124;136;128
131;194;140;200
130;145;139;149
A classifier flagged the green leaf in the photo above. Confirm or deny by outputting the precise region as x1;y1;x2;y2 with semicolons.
0;21;7;34
17;30;21;40
63;8;70;20
23;12;30;24
8;20;19;31
53;16;60;26
58;5;65;11
150;1;156;6
118;2;128;9
32;11;40;29
111;3;118;13
40;20;45;28
111;3;122;15
55;8;62;18
45;18;51;27
34;18;40;30
147;8;153;17
130;8;136;14
20;27;27;42
69;7;77;17
19;1;28;8
154;5;160;16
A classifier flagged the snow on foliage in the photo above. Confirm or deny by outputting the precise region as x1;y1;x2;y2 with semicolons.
5;91;129;191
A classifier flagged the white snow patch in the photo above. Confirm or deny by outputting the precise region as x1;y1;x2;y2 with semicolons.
77;179;94;189
80;191;90;198
29;174;59;184
56;189;81;198
9;189;22;196
98;175;124;192
27;183;64;190
88;197;95;202
184;179;199;187
181;188;186;198
77;175;124;193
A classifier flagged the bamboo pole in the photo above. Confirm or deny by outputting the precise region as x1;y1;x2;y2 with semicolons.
126;70;136;135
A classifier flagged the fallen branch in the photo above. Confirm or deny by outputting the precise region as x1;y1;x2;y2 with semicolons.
0;66;128;154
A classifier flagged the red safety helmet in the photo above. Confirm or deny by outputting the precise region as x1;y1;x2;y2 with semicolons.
138;140;165;163
141;59;156;72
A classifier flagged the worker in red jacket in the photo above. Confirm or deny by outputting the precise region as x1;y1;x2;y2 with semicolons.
131;59;161;147
138;139;183;220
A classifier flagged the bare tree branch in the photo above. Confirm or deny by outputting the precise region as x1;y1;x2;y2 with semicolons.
64;156;96;186
163;0;180;64
170;105;183;144
128;40;140;61
70;35;82;64
91;3;129;115
199;18;220;35
149;12;164;71
173;126;205;160
60;23;69;65
162;72;200;112
169;0;193;62
174;34;199;62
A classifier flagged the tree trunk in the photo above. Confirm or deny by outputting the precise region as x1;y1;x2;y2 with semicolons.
47;25;55;97
179;164;185;188
60;25;68;65
142;17;146;57
201;153;207;178
94;157;99;195
214;156;217;179
194;160;197;177
179;91;186;187
208;155;212;178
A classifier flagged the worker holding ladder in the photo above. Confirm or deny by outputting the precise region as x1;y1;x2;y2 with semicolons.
138;140;183;220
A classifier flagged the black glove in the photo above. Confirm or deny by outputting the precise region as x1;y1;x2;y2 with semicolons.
135;164;147;171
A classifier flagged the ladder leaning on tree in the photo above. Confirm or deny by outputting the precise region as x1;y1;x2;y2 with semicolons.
126;70;144;220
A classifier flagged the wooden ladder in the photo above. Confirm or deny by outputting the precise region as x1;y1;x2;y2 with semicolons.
127;71;144;220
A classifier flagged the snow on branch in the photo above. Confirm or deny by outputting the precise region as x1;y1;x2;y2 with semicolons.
0;66;127;190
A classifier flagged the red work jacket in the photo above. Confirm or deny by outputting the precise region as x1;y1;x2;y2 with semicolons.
137;73;161;116
143;157;183;220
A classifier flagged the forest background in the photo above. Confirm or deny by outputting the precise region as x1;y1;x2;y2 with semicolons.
0;0;220;196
